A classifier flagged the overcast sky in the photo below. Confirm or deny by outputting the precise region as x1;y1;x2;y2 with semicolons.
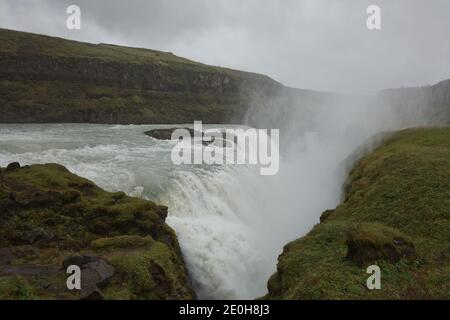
1;0;449;93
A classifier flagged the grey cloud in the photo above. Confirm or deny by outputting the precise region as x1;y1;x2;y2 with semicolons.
0;0;449;93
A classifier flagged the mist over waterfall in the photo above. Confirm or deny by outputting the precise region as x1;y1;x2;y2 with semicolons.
0;83;446;299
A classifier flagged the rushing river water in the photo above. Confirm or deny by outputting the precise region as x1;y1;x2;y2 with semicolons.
0;122;372;299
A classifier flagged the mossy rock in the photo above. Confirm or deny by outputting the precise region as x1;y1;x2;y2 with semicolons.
0;276;37;300
346;223;415;265
91;235;155;250
0;163;195;300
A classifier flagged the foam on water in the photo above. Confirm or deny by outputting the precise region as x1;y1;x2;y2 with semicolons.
0;114;394;299
0;124;274;299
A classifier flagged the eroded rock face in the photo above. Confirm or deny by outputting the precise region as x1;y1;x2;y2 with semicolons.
345;223;416;266
0;163;195;300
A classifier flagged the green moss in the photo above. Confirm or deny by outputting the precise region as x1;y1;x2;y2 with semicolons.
91;235;154;250
0;163;194;300
265;128;450;300
0;28;280;124
0;28;200;66
102;240;194;300
0;276;37;300
348;223;413;248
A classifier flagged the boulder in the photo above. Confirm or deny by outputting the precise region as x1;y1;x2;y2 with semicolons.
6;162;20;172
63;254;115;300
144;128;218;145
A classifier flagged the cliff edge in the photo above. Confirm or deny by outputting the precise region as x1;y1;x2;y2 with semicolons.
265;127;450;299
0;163;195;299
0;28;281;124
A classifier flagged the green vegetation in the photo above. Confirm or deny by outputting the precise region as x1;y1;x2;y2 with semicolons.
0;28;280;124
0;276;37;300
0;28;204;67
265;128;450;299
0;163;195;300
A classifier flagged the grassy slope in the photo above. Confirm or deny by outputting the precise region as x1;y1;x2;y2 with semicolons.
0;28;280;124
265;128;450;299
0;164;195;299
0;28;222;71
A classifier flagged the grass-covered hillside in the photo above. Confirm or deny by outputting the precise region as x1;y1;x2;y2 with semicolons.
265;127;450;299
0;28;281;124
0;163;195;300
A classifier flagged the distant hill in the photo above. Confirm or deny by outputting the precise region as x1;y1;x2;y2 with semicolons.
0;28;281;124
0;28;448;127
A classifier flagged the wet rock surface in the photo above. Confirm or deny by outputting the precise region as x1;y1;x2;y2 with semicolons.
144;128;219;146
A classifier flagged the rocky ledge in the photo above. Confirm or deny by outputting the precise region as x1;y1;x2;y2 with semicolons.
0;163;195;300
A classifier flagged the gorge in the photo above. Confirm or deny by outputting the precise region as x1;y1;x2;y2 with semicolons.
0;28;449;300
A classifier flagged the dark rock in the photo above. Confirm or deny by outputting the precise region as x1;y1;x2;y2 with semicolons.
83;259;115;287
145;128;202;140
62;254;96;269
80;289;104;300
145;128;185;140
320;209;334;223
0;248;14;265
346;223;416;266
22;228;55;245
62;254;115;300
8;192;16;201
144;128;218;146
6;162;21;172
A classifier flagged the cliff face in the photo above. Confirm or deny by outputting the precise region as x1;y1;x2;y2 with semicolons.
264;128;450;299
0;163;195;300
1;28;448;127
0;28;281;124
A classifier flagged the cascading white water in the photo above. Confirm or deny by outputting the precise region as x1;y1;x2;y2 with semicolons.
0;95;433;299
0;124;277;299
